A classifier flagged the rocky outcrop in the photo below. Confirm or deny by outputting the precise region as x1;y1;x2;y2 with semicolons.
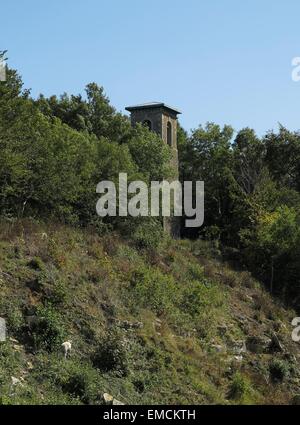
246;336;272;354
102;393;125;406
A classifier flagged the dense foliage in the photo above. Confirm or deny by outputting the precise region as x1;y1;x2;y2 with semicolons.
1;53;300;309
178;124;300;308
0;58;170;233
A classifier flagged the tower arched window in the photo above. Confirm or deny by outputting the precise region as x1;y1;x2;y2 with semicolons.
143;120;152;131
167;122;172;146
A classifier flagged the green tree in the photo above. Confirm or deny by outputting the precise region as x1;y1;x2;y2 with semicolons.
241;205;300;296
265;126;300;190
233;128;265;194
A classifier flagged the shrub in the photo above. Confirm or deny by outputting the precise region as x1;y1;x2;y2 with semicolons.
181;279;223;319
131;219;164;251
269;359;289;383
27;256;45;271
191;239;221;259
187;263;205;281
0;343;21;375
47;279;68;306
229;373;249;400
36;356;100;404
61;365;98;404
38;269;68;306
92;328;129;376
7;308;24;335
129;266;177;315
30;306;65;352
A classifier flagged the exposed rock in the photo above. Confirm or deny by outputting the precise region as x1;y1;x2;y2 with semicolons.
233;355;243;363
229;340;246;355
13;344;23;352
103;393;125;406
245;294;254;303
117;320;143;330
269;333;284;353
112;399;125;405
26;361;34;370
246;335;272;354
103;393;114;405
11;376;22;386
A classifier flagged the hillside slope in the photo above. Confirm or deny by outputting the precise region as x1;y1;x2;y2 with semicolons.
0;219;300;405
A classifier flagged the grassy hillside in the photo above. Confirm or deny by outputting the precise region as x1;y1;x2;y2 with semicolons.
0;218;300;405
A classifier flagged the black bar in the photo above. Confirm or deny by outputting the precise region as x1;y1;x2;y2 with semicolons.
0;405;297;424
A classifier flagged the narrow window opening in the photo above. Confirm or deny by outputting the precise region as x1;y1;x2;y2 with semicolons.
167;122;172;146
143;120;152;131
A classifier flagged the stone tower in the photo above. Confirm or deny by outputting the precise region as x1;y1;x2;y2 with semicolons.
125;102;182;236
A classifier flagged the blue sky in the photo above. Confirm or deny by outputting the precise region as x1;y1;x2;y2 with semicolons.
1;0;300;136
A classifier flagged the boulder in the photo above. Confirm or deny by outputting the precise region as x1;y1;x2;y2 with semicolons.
103;393;114;405
246;336;272;354
229;340;246;355
103;393;125;406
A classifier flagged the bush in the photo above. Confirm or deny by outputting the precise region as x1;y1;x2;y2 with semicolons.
129;266;177;315
181;278;223;320
38;268;68;306
187;263;205;281
30;306;65;352
27;257;45;271
36;356;100;404
132;219;164;251
269;359;290;383
7;308;24;336
92;328;129;376
229;373;250;400
61;366;98;404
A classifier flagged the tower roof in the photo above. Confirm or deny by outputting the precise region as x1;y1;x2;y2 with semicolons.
125;102;181;115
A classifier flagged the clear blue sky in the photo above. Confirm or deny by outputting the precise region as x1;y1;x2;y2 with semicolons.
1;0;300;136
